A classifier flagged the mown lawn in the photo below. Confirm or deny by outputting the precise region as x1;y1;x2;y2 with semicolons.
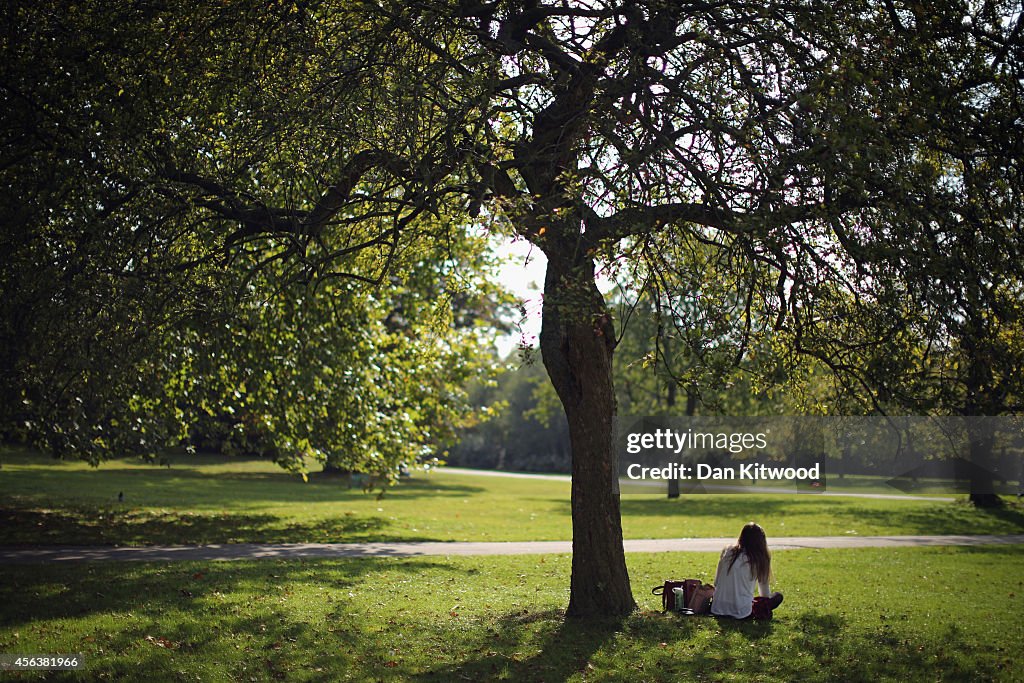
0;546;1021;681
2;449;1022;545
3;449;1023;681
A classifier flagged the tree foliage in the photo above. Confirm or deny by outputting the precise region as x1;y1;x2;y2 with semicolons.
776;2;1024;421
0;0;508;477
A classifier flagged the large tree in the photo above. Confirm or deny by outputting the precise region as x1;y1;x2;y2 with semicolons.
4;0;1020;615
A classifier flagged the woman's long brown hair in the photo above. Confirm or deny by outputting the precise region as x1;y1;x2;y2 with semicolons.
727;522;771;584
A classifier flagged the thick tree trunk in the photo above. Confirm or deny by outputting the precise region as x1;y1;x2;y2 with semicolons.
540;253;636;618
667;387;698;499
967;419;1003;508
963;330;1005;509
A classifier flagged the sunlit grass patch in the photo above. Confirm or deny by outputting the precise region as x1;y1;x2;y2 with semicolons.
2;448;1022;546
0;546;1021;681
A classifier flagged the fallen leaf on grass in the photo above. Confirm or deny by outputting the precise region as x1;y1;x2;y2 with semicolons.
144;635;176;649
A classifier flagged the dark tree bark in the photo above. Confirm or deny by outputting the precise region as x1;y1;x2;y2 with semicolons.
667;387;698;499
964;410;1003;509
963;313;1006;509
540;250;635;617
967;434;1002;509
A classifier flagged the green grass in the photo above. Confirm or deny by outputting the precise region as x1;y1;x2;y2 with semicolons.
2;449;1023;546
0;546;1021;681
621;471;995;496
3;449;1023;680
795;472;1018;496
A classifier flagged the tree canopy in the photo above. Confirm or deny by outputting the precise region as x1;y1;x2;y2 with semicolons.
1;0;510;477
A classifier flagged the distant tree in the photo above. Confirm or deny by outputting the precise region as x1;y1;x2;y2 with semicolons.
450;358;571;473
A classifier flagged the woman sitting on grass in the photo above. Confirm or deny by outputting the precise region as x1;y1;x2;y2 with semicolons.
710;522;784;620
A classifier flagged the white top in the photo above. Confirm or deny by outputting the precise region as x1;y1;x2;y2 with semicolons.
710;547;770;618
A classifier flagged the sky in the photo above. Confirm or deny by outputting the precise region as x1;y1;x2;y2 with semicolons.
492;238;546;357
490;236;625;358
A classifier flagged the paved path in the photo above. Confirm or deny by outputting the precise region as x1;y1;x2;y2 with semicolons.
2;534;1022;564
441;467;956;502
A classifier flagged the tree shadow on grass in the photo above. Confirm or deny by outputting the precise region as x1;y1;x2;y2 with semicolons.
411;607;779;682
1;465;487;505
0;562;1012;682
0;507;443;546
820;502;1024;534
0;557;467;681
414;606;1001;682
780;611;1006;681
412;609;625;682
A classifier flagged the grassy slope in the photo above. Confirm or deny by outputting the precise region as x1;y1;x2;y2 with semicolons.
2;450;1023;546
0;547;1021;681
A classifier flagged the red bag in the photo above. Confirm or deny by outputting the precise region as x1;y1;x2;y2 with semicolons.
653;579;705;611
684;581;700;606
752;596;773;620
651;581;708;610
688;583;715;615
652;580;686;611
